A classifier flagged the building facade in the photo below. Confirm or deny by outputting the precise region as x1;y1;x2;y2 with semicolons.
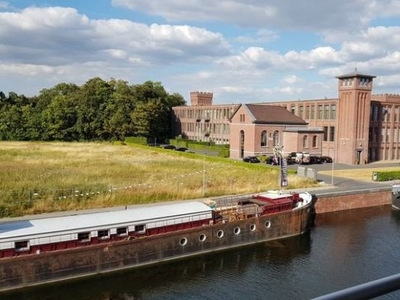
172;92;239;145
172;71;400;164
229;104;323;159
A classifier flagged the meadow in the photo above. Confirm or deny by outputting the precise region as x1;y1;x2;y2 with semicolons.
0;141;317;217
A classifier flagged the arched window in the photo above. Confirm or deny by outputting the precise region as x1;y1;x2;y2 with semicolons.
303;135;308;148
273;131;279;146
312;135;317;148
261;130;267;147
240;130;245;158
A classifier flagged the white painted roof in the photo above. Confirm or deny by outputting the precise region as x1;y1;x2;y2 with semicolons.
0;201;212;240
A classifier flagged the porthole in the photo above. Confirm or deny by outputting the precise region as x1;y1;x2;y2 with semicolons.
179;237;187;246
199;234;206;242
250;224;256;231
265;221;271;228
217;230;224;238
234;227;241;235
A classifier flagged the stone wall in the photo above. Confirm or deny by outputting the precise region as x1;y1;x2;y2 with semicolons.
314;188;391;214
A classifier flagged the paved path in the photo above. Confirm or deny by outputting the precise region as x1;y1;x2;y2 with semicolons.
288;161;400;195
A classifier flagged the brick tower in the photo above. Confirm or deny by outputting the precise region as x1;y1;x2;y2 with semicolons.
336;70;376;164
190;92;213;106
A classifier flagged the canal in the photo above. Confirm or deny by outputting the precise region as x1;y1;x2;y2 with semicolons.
3;205;400;300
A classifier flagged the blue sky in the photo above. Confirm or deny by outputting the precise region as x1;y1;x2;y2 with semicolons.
1;1;400;104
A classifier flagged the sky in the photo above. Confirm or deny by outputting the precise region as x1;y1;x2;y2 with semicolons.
1;1;400;104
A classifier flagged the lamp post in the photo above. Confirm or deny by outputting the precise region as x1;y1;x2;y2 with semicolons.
202;148;206;197
202;132;211;197
331;148;335;185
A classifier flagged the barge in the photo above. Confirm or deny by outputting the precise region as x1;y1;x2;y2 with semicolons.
0;190;314;292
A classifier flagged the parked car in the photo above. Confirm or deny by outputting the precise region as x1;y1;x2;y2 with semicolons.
243;156;260;163
175;147;189;152
267;156;280;165
310;156;323;164
295;152;310;164
287;152;298;164
266;155;294;165
160;144;176;150
321;156;333;163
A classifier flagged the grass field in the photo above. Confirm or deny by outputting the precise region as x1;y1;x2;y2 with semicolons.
0;141;318;217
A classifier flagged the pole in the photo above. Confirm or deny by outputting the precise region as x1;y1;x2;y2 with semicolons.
331;148;335;185
202;150;206;197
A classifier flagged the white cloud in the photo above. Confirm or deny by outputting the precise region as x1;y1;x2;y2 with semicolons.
0;6;230;67
1;2;400;104
112;0;400;32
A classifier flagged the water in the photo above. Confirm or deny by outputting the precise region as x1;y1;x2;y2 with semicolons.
3;205;400;300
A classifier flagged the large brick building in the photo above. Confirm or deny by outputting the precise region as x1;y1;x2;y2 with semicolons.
172;70;400;165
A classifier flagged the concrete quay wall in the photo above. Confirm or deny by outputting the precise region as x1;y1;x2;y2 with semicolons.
314;187;392;214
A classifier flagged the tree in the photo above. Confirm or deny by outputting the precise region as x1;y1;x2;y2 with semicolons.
76;78;113;140
131;99;170;139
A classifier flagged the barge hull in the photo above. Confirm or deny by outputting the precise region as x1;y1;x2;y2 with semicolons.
0;204;313;292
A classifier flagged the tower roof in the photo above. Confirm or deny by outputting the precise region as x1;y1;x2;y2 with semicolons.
336;69;376;79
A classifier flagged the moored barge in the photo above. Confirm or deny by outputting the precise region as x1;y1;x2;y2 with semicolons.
0;190;314;292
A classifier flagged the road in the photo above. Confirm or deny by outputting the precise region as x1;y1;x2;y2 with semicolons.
286;160;400;195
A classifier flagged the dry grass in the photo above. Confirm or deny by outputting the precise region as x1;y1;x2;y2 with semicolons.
319;166;400;182
0;141;318;217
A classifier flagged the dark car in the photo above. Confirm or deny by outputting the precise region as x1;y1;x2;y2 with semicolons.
310;156;323;164
243;156;260;163
267;156;280;165
160;144;176;150
321;156;333;163
267;156;293;165
175;147;189;152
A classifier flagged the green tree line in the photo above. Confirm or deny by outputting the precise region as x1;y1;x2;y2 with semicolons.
0;78;186;142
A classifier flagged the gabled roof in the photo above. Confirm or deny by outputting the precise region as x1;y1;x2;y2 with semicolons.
244;104;308;125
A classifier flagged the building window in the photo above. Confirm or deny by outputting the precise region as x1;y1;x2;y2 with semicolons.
240;114;246;122
291;106;295;114
303;135;308;148
372;106;379;121
299;106;303;118
261;131;267;147
323;126;328;142
329;126;335;142
318;105;323;119
310;105;315;119
324;105;329;119
385;107;390;122
330;105;336;119
312;136;317;148
305;105;310;119
273;131;279;146
240;130;245;158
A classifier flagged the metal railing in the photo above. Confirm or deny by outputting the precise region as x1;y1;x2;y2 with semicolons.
312;273;400;300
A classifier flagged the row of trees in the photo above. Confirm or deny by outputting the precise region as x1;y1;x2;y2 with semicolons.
0;78;186;142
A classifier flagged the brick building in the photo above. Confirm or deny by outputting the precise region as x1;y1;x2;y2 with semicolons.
172;92;239;145
229;104;323;159
172;71;400;165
